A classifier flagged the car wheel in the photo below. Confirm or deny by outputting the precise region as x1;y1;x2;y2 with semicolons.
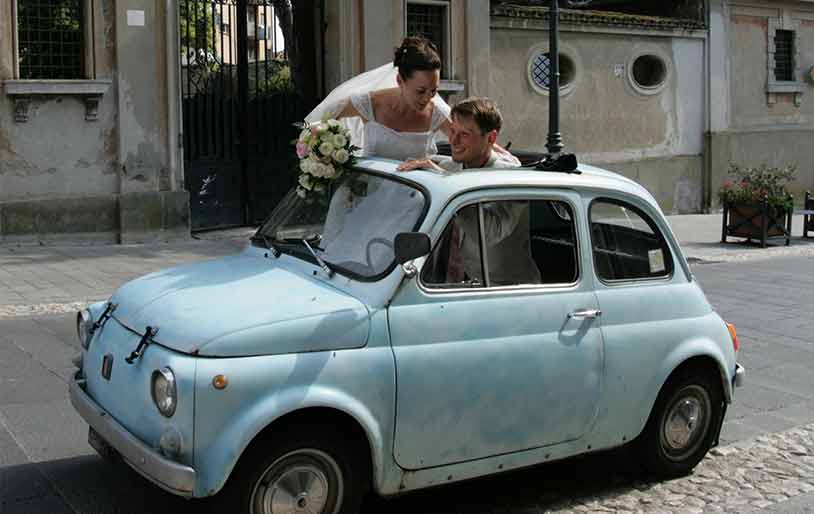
636;369;723;477
215;428;367;514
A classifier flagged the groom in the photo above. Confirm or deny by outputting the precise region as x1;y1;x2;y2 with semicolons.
397;96;520;172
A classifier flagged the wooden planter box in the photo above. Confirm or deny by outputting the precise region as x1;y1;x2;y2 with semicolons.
721;197;792;248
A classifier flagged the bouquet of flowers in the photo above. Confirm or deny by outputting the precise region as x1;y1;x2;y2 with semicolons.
295;119;358;200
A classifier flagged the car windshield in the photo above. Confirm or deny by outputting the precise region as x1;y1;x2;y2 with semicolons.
257;170;427;279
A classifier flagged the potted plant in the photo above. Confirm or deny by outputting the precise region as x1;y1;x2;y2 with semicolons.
719;163;795;248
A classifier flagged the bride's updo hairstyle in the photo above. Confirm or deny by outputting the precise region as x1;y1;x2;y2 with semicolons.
394;37;441;80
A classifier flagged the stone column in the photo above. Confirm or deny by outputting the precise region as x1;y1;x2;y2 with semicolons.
114;2;189;243
466;0;490;97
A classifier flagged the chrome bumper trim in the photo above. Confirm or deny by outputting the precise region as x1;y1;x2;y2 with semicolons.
734;363;745;388
69;373;196;497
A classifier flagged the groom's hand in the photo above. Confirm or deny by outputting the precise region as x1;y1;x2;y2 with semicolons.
398;158;443;172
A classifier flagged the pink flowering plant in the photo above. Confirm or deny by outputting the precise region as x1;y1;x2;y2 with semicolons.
719;163;796;211
294;119;359;201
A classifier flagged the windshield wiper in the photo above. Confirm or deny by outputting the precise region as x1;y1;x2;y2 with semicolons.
251;234;281;258
301;239;335;278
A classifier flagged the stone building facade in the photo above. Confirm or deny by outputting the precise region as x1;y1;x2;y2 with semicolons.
3;0;814;243
1;1;186;244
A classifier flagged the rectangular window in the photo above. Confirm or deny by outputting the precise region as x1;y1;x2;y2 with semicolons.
590;200;672;282
406;1;449;77
774;29;795;82
17;0;84;80
422;199;578;289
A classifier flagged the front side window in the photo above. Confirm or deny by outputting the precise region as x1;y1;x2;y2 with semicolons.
17;0;85;79
258;171;427;280
590;200;672;282
422;199;578;289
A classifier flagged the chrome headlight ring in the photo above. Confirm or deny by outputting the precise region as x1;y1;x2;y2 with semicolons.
76;309;94;349
151;367;177;418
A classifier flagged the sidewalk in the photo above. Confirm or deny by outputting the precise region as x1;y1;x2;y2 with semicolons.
1;215;813;317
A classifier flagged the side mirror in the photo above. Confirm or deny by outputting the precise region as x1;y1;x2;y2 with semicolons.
394;232;431;265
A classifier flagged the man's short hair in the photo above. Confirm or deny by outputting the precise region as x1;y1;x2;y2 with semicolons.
451;97;503;135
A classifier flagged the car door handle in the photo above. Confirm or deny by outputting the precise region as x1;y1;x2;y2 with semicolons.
568;308;602;320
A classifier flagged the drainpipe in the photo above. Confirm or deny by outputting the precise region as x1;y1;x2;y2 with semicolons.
704;0;712;212
166;0;182;192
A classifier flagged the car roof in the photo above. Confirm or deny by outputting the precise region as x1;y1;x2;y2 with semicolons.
353;157;662;212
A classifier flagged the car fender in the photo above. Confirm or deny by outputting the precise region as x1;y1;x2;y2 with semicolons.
635;337;734;436
194;377;392;498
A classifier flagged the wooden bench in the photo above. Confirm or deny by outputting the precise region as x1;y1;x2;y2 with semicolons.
797;191;814;239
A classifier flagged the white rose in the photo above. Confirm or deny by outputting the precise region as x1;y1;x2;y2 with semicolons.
298;173;313;190
321;164;337;179
333;149;349;164
319;141;335;156
309;161;326;177
327;119;341;130
333;134;347;148
299;159;311;174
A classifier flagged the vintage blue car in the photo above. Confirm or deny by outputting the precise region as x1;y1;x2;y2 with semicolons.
70;157;744;514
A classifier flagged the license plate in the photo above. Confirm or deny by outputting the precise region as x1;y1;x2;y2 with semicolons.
88;427;117;460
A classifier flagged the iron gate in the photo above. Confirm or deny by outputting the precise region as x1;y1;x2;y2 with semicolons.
180;0;307;230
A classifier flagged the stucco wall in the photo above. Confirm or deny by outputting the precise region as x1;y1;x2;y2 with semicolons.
705;1;814;208
490;27;705;160
490;24;706;212
0;0;188;243
0;0;118;203
729;13;814;127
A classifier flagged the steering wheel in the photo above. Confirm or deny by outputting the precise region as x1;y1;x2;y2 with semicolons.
365;237;395;269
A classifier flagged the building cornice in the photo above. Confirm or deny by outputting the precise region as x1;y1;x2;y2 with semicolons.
491;3;707;32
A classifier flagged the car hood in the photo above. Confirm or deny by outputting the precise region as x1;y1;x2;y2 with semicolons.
109;253;370;357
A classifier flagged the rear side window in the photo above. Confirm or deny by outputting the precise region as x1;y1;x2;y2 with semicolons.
589;200;672;282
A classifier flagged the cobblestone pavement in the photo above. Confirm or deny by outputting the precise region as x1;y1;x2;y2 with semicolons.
364;423;814;514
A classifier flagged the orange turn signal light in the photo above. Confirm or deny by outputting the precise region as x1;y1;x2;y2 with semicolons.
212;375;229;390
726;322;740;352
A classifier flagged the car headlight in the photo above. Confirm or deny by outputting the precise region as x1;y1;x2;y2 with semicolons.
77;309;94;349
151;367;177;418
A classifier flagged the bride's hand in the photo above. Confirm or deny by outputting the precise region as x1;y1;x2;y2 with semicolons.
398;158;442;172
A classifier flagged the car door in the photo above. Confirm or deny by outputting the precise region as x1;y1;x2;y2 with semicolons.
388;189;604;470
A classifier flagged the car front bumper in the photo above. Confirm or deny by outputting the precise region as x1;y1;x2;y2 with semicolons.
69;372;196;498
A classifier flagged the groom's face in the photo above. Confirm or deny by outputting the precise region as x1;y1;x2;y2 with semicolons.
450;114;497;166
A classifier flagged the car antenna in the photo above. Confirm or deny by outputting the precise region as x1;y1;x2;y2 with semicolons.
536;0;581;174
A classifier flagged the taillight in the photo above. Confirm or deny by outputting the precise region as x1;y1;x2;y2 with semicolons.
726;322;740;352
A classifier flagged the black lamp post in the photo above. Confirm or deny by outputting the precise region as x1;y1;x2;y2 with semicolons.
546;0;564;157
538;0;587;173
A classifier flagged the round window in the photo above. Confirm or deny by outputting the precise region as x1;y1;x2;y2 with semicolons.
530;52;576;92
631;54;668;89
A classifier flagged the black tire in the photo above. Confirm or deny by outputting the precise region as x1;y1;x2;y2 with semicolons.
636;368;723;477
213;426;368;514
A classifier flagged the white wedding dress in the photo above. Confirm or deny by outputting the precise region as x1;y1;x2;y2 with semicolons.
349;92;449;161
305;63;451;161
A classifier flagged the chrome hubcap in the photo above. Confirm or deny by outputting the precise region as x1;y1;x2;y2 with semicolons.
252;449;342;514
661;385;710;460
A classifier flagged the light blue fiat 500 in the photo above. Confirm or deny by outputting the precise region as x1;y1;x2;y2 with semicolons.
70;157;744;514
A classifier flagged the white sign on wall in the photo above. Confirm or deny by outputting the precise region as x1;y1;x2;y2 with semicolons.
127;10;145;27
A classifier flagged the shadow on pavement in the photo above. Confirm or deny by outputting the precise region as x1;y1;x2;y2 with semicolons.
2;447;677;514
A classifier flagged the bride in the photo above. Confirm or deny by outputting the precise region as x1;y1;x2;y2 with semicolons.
305;37;451;162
